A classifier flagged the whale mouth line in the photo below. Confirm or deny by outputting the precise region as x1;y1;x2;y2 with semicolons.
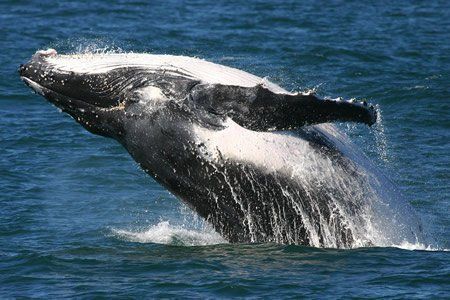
21;76;46;96
21;76;75;103
20;76;101;114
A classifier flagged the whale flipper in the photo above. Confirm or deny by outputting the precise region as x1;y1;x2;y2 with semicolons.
189;84;377;131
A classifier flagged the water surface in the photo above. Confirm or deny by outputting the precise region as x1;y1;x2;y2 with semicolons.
1;0;449;298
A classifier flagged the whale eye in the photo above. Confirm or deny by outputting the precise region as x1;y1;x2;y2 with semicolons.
124;90;142;104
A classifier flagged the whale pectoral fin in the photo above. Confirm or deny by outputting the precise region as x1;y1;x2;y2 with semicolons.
189;84;377;131
247;86;378;130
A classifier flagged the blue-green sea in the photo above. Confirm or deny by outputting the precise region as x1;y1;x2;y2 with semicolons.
1;1;449;298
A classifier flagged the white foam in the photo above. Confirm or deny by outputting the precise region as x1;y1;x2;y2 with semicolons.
111;221;226;246
391;241;448;252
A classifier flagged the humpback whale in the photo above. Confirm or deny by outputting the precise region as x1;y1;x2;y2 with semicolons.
19;49;423;248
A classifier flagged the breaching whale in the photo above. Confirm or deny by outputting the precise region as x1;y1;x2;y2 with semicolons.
19;49;423;248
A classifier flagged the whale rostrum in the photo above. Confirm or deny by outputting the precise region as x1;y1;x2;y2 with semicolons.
19;49;423;248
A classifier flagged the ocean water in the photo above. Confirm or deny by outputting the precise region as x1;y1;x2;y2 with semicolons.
1;0;449;298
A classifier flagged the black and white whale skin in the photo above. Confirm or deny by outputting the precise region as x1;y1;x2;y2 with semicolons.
19;49;423;248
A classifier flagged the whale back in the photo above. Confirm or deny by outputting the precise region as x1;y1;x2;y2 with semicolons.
45;53;287;93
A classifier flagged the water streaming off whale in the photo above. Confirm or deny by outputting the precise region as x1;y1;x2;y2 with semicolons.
192;117;423;248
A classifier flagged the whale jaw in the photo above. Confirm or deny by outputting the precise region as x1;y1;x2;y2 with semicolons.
19;51;129;139
21;74;125;139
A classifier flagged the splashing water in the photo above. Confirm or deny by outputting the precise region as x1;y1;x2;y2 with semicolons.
392;241;448;252
109;222;444;250
111;221;226;246
373;105;390;164
111;204;226;246
105;101;436;250
50;38;126;56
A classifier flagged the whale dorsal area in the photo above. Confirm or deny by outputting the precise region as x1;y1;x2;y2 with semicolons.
45;53;287;93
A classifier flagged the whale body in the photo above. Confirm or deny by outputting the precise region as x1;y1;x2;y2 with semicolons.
19;49;423;248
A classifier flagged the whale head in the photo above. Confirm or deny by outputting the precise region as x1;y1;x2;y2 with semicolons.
18;49;192;141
